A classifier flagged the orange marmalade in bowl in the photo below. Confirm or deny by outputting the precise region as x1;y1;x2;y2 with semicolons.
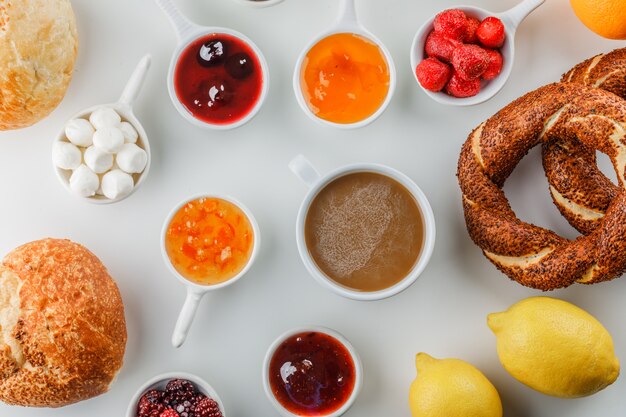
165;197;254;285
300;33;390;124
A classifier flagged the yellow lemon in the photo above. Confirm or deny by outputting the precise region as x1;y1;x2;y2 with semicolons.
488;297;620;398
409;353;502;417
570;0;626;40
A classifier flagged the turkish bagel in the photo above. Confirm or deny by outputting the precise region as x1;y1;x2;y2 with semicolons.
458;48;626;291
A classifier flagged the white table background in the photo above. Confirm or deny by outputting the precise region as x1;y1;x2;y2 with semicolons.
1;0;625;416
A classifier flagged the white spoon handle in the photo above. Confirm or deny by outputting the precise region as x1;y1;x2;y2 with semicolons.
172;289;203;348
337;0;358;27
289;155;321;188
501;0;545;30
119;55;152;106
154;0;196;40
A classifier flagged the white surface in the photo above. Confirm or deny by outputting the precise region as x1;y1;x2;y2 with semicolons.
0;0;624;416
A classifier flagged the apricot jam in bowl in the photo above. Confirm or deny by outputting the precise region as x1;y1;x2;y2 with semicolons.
296;32;393;128
163;195;258;286
168;30;269;130
263;327;363;417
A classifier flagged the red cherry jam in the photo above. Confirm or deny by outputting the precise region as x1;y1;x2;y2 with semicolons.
269;332;356;416
174;33;263;125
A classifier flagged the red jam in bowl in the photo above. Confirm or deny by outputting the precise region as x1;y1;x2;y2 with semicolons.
269;332;356;416
174;33;263;125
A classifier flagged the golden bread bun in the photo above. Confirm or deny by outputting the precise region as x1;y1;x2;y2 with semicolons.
0;239;126;407
0;0;78;130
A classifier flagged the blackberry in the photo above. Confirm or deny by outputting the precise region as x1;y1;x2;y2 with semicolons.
140;389;163;405
166;379;195;394
137;399;165;417
164;379;196;405
172;399;194;417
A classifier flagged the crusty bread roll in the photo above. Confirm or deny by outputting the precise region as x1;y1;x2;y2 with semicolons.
0;0;78;130
0;239;126;407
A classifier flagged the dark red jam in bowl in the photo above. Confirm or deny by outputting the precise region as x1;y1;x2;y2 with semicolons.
269;332;356;416
174;33;263;125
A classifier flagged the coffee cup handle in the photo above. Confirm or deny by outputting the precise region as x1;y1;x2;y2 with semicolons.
172;288;204;348
289;155;321;188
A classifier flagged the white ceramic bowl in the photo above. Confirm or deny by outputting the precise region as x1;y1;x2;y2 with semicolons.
262;326;363;417
161;194;261;348
156;0;269;130
410;0;544;106
53;56;152;204
230;0;285;7
289;155;436;301
126;372;226;417
293;0;396;129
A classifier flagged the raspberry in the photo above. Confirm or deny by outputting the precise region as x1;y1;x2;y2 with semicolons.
433;9;468;40
160;410;179;417
482;49;503;80
476;17;506;48
424;31;462;63
193;398;223;417
445;72;481;98
465;17;481;43
451;44;489;80
416;58;452;92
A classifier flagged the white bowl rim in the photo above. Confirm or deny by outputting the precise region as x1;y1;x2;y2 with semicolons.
262;326;363;417
409;5;516;107
166;26;270;131
295;163;436;301
125;371;226;417
229;0;285;7
160;193;261;293
53;103;152;205
292;27;397;129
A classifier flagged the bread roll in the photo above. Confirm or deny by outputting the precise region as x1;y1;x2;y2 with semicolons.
0;0;78;130
0;239;127;407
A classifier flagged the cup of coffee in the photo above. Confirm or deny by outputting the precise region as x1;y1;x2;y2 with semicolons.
289;155;435;301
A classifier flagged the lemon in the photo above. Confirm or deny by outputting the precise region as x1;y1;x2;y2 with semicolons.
409;353;502;417
488;297;620;398
570;0;626;40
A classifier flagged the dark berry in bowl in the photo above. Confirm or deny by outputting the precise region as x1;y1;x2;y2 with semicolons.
194;397;223;417
198;40;227;67
134;378;223;417
225;53;254;79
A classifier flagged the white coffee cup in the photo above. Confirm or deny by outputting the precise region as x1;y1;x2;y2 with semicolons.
289;155;436;301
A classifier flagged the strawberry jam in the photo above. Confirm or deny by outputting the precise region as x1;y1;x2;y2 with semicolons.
174;33;263;125
269;332;356;416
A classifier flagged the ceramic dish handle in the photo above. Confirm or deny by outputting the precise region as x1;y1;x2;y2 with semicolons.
289;155;321;188
119;55;152;106
154;0;196;40
337;0;358;27
172;289;204;348
500;0;545;30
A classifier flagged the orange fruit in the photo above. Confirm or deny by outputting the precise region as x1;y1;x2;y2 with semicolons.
570;0;626;40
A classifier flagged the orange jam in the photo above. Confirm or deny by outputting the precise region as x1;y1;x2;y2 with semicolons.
165;197;254;285
300;32;390;124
